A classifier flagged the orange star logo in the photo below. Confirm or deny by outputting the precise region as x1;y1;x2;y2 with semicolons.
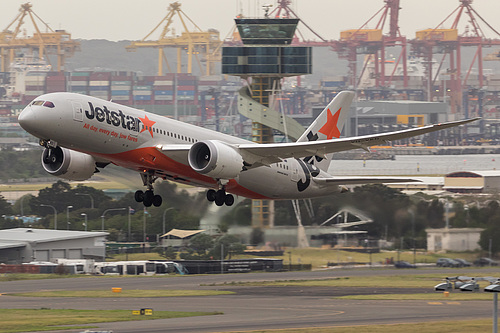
318;108;341;139
139;115;156;138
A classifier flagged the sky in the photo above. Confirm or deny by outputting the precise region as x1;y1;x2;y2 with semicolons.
1;0;500;41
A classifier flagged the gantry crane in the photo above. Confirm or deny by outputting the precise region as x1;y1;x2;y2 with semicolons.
126;1;222;75
0;3;79;72
410;0;500;114
331;0;407;90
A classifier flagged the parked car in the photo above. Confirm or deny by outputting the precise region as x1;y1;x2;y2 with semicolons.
453;258;472;267
436;258;460;268
394;261;417;269
474;257;499;267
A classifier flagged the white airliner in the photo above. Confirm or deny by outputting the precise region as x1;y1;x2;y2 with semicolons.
18;91;477;207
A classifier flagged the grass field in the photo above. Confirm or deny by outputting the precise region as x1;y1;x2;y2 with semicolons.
226;320;493;333
208;273;493;289
9;289;234;298
0;274;82;282
0;308;221;333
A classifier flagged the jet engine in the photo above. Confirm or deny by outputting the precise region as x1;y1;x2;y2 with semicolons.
188;140;244;179
41;146;96;181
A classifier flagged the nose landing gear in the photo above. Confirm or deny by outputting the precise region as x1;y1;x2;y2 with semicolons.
135;171;163;207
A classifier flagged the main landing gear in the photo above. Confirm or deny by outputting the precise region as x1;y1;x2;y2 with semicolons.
206;188;234;207
135;171;163;207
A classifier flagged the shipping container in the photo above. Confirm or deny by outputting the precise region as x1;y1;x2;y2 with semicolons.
177;90;195;96
154;90;174;95
154;95;174;101
134;85;153;91
90;72;112;80
153;85;173;90
89;86;109;91
340;29;382;41
416;29;458;41
111;90;131;96
134;95;151;101
154;80;174;86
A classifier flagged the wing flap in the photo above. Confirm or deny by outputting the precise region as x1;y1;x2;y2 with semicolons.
313;176;421;186
156;144;191;163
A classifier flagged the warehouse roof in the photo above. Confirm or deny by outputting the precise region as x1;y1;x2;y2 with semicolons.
0;228;108;244
446;170;500;178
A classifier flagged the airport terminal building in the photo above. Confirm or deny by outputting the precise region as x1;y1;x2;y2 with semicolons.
0;228;108;264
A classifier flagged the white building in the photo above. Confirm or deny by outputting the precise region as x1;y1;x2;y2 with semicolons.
426;228;483;252
0;228;108;264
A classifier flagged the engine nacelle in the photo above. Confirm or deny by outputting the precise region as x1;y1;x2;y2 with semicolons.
41;147;96;181
188;140;244;179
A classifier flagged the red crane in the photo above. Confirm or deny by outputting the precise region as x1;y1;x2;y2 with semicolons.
410;0;500;114
331;0;407;90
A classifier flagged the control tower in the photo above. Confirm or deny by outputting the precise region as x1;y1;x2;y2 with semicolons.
222;16;312;228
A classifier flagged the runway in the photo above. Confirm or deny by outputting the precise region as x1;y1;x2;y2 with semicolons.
0;268;497;332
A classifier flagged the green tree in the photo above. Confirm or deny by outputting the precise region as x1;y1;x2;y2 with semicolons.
0;194;13;216
13;194;35;216
479;225;500;255
189;233;214;256
210;234;246;260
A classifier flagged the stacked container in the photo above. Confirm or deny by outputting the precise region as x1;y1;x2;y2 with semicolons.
111;74;133;104
89;72;111;100
24;72;47;101
176;74;198;105
133;76;153;105
68;72;90;95
46;72;66;93
488;74;500;91
153;74;174;105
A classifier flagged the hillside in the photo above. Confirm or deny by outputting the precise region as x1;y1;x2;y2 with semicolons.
58;40;347;86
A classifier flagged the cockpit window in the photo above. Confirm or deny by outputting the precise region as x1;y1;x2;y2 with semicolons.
31;100;55;108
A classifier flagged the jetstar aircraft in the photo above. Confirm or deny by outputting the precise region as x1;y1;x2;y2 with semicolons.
18;91;478;207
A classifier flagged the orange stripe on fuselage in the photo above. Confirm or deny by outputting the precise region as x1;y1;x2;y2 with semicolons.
92;147;270;200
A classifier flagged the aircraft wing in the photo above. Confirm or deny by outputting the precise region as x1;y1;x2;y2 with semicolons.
235;118;479;165
156;117;479;167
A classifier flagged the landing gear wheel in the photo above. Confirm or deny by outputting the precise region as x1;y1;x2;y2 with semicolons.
215;190;225;206
143;190;154;207
207;189;216;202
152;195;162;207
134;190;144;202
224;194;234;206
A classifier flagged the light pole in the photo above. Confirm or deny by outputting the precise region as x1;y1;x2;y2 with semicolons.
485;284;500;333
101;208;126;231
40;204;57;229
81;213;87;231
162;207;175;236
409;210;416;264
20;195;28;217
128;207;132;242
66;205;73;230
75;193;94;209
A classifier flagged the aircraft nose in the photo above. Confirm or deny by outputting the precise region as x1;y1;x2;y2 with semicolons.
18;105;37;134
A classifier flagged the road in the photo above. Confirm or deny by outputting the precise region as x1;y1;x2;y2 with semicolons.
0;267;497;332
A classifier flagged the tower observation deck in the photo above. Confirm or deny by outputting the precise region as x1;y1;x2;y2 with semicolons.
222;17;311;229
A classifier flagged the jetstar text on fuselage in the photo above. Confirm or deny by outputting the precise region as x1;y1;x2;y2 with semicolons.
84;102;140;132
